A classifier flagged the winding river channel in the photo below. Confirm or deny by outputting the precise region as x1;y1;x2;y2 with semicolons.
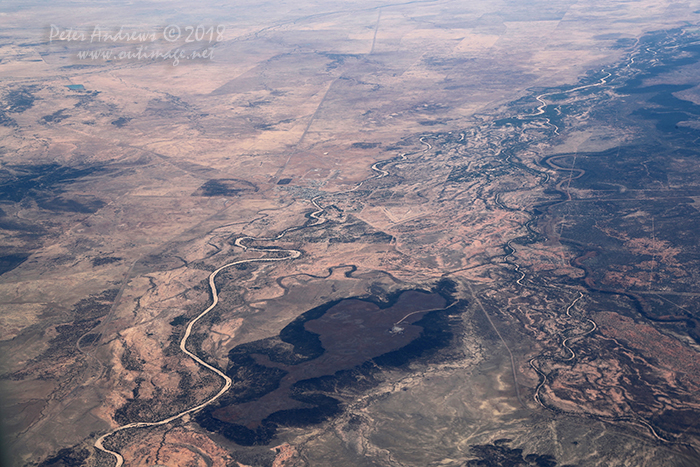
93;64;642;464
94;246;301;466
93;144;423;465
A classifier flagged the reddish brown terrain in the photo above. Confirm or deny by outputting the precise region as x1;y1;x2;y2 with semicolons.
1;1;700;467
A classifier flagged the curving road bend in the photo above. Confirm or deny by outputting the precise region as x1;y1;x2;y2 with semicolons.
392;302;457;327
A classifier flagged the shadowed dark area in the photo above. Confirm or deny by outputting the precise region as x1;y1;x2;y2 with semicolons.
0;163;107;203
192;179;259;196
0;254;30;276
197;282;461;445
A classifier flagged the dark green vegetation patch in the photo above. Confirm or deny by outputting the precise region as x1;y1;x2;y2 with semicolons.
196;280;462;446
466;439;572;467
192;179;259;196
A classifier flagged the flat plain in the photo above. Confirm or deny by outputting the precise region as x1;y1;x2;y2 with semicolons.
1;1;700;466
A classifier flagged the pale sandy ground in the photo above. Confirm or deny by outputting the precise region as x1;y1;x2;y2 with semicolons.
1;0;700;466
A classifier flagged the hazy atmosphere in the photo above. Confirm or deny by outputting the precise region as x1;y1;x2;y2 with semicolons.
2;1;700;466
